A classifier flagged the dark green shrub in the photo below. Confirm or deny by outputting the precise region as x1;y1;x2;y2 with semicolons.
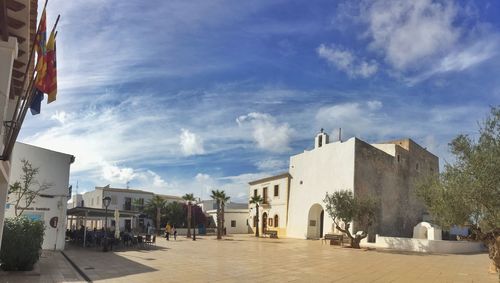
0;217;44;271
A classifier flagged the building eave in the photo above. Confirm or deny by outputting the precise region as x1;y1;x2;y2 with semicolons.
248;172;291;185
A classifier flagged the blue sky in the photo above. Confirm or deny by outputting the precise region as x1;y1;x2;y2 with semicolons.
19;0;500;202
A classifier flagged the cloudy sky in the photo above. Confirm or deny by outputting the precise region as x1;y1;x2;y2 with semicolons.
20;0;500;202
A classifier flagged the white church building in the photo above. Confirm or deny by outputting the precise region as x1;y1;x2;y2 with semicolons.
249;131;439;240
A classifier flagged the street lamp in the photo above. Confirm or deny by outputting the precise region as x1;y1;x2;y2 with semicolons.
192;199;197;241
103;196;111;252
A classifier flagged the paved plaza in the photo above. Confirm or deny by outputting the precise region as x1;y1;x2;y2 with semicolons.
57;234;497;283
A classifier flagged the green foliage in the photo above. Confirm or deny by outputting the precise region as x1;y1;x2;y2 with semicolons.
211;190;230;239
323;190;378;248
144;195;167;233
0;217;44;271
164;202;185;227
249;195;263;237
417;106;500;233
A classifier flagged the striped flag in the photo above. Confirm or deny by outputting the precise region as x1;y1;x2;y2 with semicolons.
45;30;57;103
34;8;47;92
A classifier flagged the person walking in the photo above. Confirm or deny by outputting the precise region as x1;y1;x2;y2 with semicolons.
172;226;177;240
165;223;172;241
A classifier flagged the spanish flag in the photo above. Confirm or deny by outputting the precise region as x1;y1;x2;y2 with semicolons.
45;30;57;103
34;8;47;92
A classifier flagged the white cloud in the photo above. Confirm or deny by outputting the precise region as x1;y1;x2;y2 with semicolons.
236;112;293;152
406;37;498;84
367;100;383;111
363;0;460;70
179;129;205;156
101;163;135;184
50;111;68;124
255;159;287;171
317;44;378;78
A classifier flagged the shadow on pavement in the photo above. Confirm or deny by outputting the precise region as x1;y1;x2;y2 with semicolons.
64;244;158;281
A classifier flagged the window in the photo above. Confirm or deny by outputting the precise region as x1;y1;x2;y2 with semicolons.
124;197;132;210
309;220;316;227
231;220;236;227
111;220;116;227
416;163;419;171
91;198;94;206
263;187;268;204
253;189;257;198
397;154;400;162
274;215;279;227
268;218;273;227
318;135;323;147
110;195;117;205
274;185;279;197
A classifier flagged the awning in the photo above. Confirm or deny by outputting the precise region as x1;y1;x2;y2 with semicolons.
67;207;140;218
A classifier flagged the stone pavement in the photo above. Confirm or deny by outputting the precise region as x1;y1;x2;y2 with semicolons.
0;250;84;283
60;234;497;283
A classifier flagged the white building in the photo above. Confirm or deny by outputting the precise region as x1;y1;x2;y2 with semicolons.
6;142;74;250
0;0;38;250
249;131;439;240
74;187;183;232
203;201;250;234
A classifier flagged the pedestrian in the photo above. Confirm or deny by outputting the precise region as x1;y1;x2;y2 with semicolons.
172;226;177;240
165;223;171;241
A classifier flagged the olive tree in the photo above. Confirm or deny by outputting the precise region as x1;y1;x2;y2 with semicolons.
323;190;377;249
417;106;500;275
9;159;52;217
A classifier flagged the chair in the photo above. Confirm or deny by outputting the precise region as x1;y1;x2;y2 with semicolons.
145;234;152;247
137;235;144;248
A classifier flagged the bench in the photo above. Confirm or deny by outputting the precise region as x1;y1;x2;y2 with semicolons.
323;234;344;246
263;230;278;239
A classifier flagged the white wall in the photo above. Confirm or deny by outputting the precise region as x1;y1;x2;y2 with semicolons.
249;175;289;236
208;209;250;234
286;138;356;239
0;37;19;250
361;235;485;254
6;142;73;250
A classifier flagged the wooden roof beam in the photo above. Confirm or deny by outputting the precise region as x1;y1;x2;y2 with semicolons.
1;0;8;41
6;0;25;12
7;15;24;29
13;59;25;68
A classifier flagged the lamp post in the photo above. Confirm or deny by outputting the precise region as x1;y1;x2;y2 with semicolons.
103;196;111;252
192;199;197;241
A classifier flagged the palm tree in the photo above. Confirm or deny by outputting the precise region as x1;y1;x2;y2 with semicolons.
249;195;263;237
144;195;166;235
182;193;195;238
210;190;224;239
219;191;230;237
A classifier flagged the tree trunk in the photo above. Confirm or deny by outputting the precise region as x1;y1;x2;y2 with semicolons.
156;207;161;235
221;203;225;237
350;238;361;249
486;233;500;276
187;204;192;238
255;205;260;237
216;200;221;239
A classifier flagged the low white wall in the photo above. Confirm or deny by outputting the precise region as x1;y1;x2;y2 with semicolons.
361;235;485;254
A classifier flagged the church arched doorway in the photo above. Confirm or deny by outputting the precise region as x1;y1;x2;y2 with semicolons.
262;212;268;233
307;204;324;239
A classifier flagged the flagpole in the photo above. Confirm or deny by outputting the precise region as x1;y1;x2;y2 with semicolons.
1;0;48;160
4;14;61;161
51;15;60;34
11;0;48;122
